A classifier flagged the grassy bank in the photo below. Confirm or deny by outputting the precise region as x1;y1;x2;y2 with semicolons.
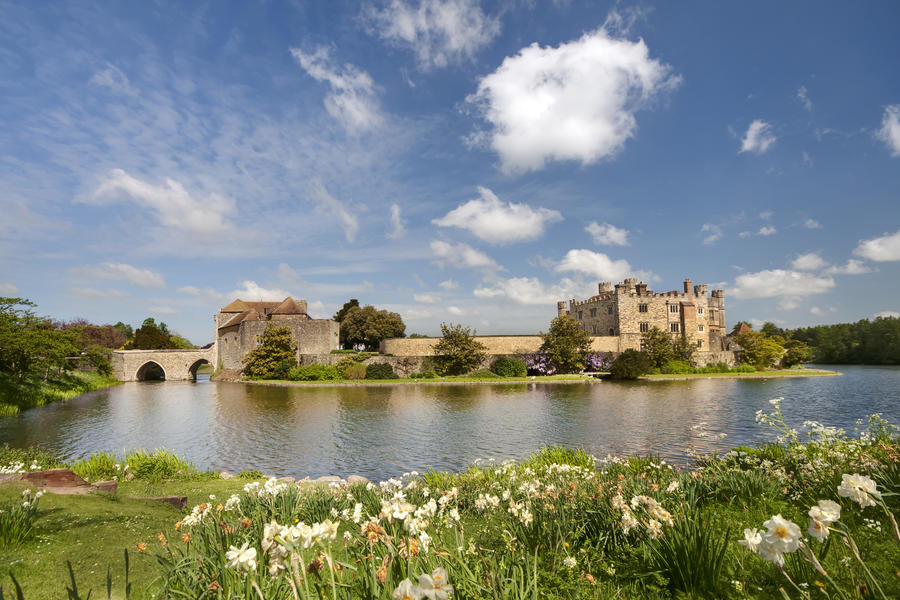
245;373;594;386
642;367;841;380
1;407;898;599
0;371;121;417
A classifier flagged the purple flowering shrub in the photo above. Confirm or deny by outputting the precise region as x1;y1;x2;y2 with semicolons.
523;353;556;376
584;353;611;372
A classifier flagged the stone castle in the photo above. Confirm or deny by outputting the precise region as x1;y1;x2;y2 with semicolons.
557;277;727;352
215;297;339;370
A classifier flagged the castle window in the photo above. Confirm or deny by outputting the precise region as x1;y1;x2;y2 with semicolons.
697;340;703;348
590;308;596;317
669;304;679;313
607;306;613;315
670;323;680;333
609;328;614;335
711;310;717;321
639;322;649;332
698;306;704;315
639;303;648;313
592;325;597;334
577;311;583;320
698;325;704;332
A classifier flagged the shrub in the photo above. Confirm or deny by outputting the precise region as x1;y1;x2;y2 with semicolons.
271;357;298;380
524;352;556;375
287;364;341;381
489;356;527;377
539;315;592;373
365;363;398;380
609;349;651;379
584;352;611;371
343;363;367;379
0;490;41;547
660;360;693;374
242;325;297;379
433;323;487;375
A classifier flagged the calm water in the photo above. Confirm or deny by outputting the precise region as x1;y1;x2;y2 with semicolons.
1;365;898;481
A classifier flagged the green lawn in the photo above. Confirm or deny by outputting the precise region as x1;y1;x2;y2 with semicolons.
248;374;594;386
0;371;121;417
642;368;841;379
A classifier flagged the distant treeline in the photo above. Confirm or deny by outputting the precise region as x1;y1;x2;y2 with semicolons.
781;316;900;365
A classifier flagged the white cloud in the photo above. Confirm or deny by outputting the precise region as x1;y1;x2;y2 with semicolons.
875;105;900;156
791;252;828;271
796;86;812;111
312;181;359;243
804;218;822;229
446;305;464;316
432;187;562;244
555;249;643;282
74;262;166;289
825;259;875;275
758;225;777;236
430;240;502;272
739;119;777;154
0;283;20;295
802;151;814;167
731;269;835;299
148;305;178;316
701;223;723;245
585;222;629;246
810;306;824;316
738;231;751;238
875;311;900;319
466;20;680;173
759;210;773;220
404;308;433;320
363;0;500;70
438;279;459;291
89;63;137;96
387;203;406;239
87;169;235;236
414;293;440;303
778;297;803;311
474;276;587;305
68;287;129;299
854;229;900;261
226;281;292;302
290;46;382;132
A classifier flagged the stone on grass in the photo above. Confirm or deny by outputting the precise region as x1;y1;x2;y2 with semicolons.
219;471;234;480
347;475;370;486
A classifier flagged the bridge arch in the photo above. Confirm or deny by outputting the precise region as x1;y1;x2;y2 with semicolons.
188;358;211;380
135;361;167;381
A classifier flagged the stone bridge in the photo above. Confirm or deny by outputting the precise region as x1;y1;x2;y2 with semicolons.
110;346;217;381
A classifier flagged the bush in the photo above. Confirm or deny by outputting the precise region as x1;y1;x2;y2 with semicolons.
271;357;298;380
466;368;500;378
365;363;398;380
343;363;367;380
287;364;341;381
489;356;527;377
660;360;693;374
242;325;297;379
609;349;652;379
433;323;487;375
539;315;592;373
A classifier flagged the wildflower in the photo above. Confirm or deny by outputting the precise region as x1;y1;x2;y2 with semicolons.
738;528;762;553
646;519;662;539
419;531;432;553
762;515;801;553
808;499;841;542
352;502;363;523
240;517;252;529
563;556;577;569
136;542;147;552
620;510;638;534
225;542;258;572
448;507;460;522
157;533;168;547
208;581;221;592
666;480;679;493
362;519;385;544
520;509;534;526
182;533;191;543
35;490;44;499
22;489;31;497
392;578;424;600
837;473;880;508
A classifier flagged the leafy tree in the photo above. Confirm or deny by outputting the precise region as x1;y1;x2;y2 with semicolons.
489;356;527;377
609;349;652;379
113;321;134;342
539;315;592;374
735;330;784;369
243;325;298;379
340;305;405;350
0;297;78;383
781;339;810;368
641;327;676;369
730;321;753;335
126;321;177;350
786;316;900;365
760;321;785;338
408;333;428;339
169;334;196;349
433;323;487;375
333;299;360;323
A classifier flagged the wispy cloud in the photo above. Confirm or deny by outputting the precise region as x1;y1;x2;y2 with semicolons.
72;262;166;289
312;181;360;243
433;187;562;244
585;222;629;246
875;105;900;156
739;119;776;154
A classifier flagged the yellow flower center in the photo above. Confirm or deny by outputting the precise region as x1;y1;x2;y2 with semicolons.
776;526;787;538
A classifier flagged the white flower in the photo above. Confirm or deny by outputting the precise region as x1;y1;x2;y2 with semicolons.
808;499;841;542
762;514;801;553
738;528;762;553
666;480;679;493
343;530;352;541
225;542;258;572
22;489;31;497
448;507;460;522
646;519;662;539
224;494;241;511
392;578;424;600
620;510;638;534
837;474;880;509
34;490;44;499
563;556;577;569
757;540;785;566
520;509;533;526
352;502;363;523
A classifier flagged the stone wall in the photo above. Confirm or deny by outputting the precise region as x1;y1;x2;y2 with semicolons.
217;318;339;370
380;335;622;357
111;347;217;381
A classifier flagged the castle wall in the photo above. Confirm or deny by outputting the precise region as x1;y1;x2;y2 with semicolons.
296;319;341;355
380;335;621;357
216;317;339;370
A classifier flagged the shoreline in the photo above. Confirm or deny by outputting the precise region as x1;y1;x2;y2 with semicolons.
640;368;841;381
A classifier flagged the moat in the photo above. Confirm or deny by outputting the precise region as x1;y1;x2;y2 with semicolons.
1;365;898;481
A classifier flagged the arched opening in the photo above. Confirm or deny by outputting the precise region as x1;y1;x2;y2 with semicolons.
135;361;166;381
189;359;211;381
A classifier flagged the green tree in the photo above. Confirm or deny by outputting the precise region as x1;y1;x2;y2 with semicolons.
609;349;652;379
641;327;676;369
169;334;196;349
760;321;785;338
780;339;811;368
333;299;360;323
539;315;593;374
126;321;177;350
0;297;78;383
243;325;298;379
735;330;784;369
340;305;405;350
433;323;487;375
113;321;134;343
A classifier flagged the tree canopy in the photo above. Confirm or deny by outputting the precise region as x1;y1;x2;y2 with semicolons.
433;323;487;375
243;324;298;379
785;317;900;365
339;305;405;349
539;315;592;374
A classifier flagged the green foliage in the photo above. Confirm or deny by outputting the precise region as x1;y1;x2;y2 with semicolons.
270;357;297;381
113;321;133;342
167;334;195;349
332;298;359;323
0;371;119;416
735;330;785;369
780;339;810;368
609;349;652;379
287;363;341;381
365;363;398;379
659;360;693;374
0;444;64;471
489;356;527;377
343;363;367;379
760;321;785;338
465;368;500;378
339;305;405;349
0;297;78;384
408;333;428;338
0;490;41;548
641;327;676;368
242;324;297;379
539;315;592;374
124;322;176;350
432;322;487;375
71;449;200;482
645;514;730;597
786;316;900;364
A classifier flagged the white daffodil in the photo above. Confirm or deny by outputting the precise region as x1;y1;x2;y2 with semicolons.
225;542;258;572
762;514;801;553
646;519;662;539
738;528;762;553
666;480;679;493
392;578;424;600
757;540;785;566
837;474;880;509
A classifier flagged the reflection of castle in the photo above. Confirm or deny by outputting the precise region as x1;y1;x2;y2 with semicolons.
215;297;339;370
558;278;728;352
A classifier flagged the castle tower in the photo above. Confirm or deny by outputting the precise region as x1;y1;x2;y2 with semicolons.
557;301;569;317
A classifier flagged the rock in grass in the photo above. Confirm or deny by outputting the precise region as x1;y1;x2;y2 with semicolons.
347;475;369;486
219;471;234;480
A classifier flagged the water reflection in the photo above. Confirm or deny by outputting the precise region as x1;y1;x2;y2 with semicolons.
0;366;898;481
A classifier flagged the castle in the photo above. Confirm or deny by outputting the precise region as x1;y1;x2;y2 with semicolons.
558;278;728;352
215;297;339;370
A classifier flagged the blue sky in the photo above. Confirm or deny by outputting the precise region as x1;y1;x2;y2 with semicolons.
1;0;899;344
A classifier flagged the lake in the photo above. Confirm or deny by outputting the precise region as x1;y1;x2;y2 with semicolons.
1;365;897;481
